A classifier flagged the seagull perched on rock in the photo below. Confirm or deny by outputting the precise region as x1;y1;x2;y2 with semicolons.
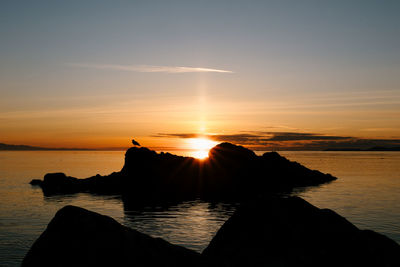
131;139;141;147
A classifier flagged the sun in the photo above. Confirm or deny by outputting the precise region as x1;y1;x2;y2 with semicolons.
187;138;217;159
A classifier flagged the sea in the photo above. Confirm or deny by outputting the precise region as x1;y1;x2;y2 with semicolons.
0;150;400;266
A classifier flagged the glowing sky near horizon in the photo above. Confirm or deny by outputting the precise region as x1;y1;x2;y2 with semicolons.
0;1;399;149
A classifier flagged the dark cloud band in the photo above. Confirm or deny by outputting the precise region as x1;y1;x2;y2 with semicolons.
153;132;400;150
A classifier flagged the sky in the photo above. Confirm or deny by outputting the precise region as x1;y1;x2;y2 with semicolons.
1;0;400;150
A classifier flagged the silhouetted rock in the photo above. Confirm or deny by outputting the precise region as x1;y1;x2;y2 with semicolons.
202;196;400;267
22;205;203;267
31;143;336;201
23;198;400;266
41;173;79;194
32;172;125;195
208;142;256;161
259;151;336;188
29;179;42;186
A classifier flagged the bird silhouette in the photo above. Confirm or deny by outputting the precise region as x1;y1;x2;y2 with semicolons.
131;139;141;146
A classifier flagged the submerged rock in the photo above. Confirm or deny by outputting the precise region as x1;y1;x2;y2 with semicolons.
22;205;203;267
202;196;400;267
31;143;336;201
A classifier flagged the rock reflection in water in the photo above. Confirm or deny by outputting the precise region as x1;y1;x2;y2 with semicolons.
123;200;238;252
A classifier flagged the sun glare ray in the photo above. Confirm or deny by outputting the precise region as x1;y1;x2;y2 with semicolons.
187;138;218;159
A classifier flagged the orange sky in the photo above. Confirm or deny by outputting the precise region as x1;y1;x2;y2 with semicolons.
1;2;399;150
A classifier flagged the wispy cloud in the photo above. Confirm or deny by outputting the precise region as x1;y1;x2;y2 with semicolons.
67;63;233;73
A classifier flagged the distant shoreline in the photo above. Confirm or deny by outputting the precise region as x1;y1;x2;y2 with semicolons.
324;147;400;152
0;143;128;151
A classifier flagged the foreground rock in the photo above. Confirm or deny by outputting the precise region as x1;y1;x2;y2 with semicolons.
31;143;336;201
203;196;400;267
22;205;203;267
24;198;400;266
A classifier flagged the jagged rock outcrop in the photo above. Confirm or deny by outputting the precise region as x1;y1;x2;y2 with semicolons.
22;205;203;267
31;143;336;201
202;196;400;267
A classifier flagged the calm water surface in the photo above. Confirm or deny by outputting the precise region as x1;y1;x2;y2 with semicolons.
0;150;399;266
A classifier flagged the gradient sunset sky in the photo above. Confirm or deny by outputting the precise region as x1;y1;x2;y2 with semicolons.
1;0;399;150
